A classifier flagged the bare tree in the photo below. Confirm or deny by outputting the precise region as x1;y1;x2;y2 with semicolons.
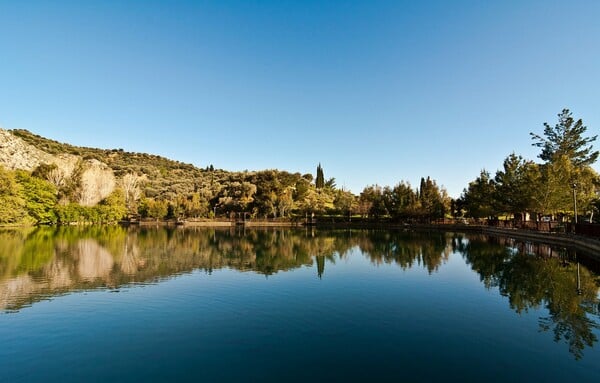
47;167;66;191
120;172;143;212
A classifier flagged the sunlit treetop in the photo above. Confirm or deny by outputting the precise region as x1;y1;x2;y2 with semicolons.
530;109;599;167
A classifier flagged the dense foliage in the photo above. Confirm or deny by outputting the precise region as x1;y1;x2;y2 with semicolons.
459;109;600;221
5;109;594;225
0;165;129;225
3;129;452;223
357;177;450;221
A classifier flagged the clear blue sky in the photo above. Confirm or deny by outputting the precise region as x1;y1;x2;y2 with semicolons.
1;0;599;197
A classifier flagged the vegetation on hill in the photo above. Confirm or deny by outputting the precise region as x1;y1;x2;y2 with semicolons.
2;129;451;225
11;129;207;199
3;108;593;226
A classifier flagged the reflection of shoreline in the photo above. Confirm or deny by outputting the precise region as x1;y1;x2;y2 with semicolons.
456;233;600;360
411;224;600;260
460;232;600;274
2;228;599;306
0;228;598;316
0;237;120;311
0;227;450;310
1;227;599;359
3;221;600;259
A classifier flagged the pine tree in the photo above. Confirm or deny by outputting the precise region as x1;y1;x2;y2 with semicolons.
461;170;497;219
530;110;600;218
493;153;539;219
530;109;598;166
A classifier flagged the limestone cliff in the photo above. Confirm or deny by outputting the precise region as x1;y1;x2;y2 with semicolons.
0;128;116;205
0;128;74;171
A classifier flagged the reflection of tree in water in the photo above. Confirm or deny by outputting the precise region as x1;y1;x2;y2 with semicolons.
119;234;142;275
75;239;114;282
2;226;598;359
0;227;454;311
356;230;452;273
456;234;600;359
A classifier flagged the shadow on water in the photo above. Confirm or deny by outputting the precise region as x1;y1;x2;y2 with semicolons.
0;226;598;359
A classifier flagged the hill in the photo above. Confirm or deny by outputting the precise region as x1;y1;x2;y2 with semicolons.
0;128;332;223
7;128;220;199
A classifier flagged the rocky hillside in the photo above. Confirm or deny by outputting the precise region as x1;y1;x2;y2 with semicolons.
0;128;331;222
0;129;115;206
0;128;78;172
1;128;229;203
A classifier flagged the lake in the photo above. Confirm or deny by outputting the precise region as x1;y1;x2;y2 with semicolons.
1;226;599;382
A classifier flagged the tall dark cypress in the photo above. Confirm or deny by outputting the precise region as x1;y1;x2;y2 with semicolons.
316;163;325;189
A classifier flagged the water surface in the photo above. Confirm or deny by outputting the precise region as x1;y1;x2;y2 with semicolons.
1;226;599;382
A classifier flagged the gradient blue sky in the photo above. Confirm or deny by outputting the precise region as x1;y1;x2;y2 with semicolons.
1;0;599;197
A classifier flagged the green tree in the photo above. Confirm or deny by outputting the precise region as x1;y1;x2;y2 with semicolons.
532;155;599;217
294;178;310;201
54;203;85;224
461;170;497;219
494;154;540;219
15;170;57;224
324;177;336;189
315;163;325;189
277;187;295;218
138;198;168;220
250;170;282;217
180;192;209;218
527;110;600;219
218;181;257;212
387;182;418;219
0;166;27;224
96;188;127;223
298;188;334;215
359;185;388;218
149;199;169;220
418;177;448;220
530;109;598;166
333;189;356;217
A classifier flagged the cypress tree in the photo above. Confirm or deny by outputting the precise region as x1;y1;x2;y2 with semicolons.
316;163;325;189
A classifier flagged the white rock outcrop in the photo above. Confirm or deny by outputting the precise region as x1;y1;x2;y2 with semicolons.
78;159;116;206
0;128;116;205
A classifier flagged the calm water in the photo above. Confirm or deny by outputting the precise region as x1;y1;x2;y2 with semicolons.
1;226;599;382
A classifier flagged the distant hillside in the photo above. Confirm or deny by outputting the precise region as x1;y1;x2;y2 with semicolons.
0;128;325;223
0;127;450;224
6;128;231;200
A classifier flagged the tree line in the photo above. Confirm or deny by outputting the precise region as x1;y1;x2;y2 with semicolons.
458;109;599;222
0;160;449;224
0;165;126;225
0;108;596;225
